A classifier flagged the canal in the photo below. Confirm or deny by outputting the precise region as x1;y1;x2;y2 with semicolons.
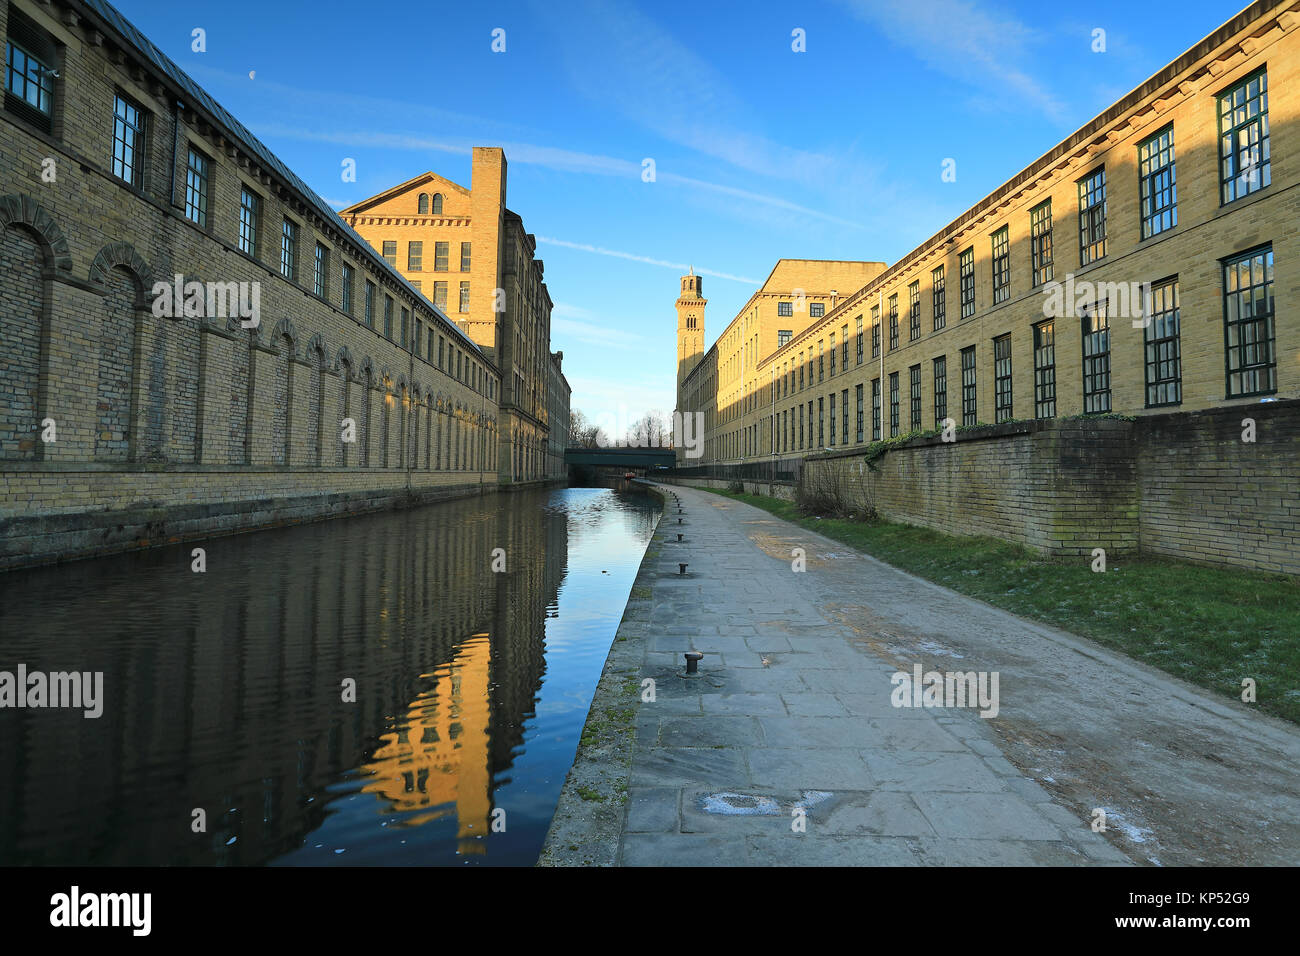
0;483;661;865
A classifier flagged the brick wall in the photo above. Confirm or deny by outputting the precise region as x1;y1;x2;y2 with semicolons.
803;401;1299;575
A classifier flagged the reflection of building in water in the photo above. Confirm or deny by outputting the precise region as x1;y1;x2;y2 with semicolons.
0;490;569;864
361;634;492;854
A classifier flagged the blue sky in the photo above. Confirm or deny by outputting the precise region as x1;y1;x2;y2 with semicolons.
117;0;1238;436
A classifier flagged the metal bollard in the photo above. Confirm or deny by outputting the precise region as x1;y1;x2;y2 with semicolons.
684;651;703;674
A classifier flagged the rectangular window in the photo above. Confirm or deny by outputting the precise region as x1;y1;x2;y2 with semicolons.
1033;321;1056;418
933;356;947;428
438;335;445;368
1218;69;1270;205
435;241;449;271
798;405;804;448
185;148;209;227
855;384;864;443
960;346;977;426
1082;303;1111;413
778;301;793;317
818;397;825;447
461;242;471;272
829;393;836;445
888;372;900;437
459;281;470;313
842;325;849;367
382;240;397;266
341;263;354;315
993;334;1012;423
807;403;814;450
829;333;836;376
400;308;409;349
991;227;1010;304
383;297;394;339
433;280;448;309
778;329;793;348
1144;278;1181;407
959;247;975;318
408;241;423;271
1078;168;1107;265
1030;201;1053;287
1223;246;1275;397
1139;126;1177;239
842;388;850;444
909;364;922;431
871;305;881;358
410;280;421;292
855;317;864;364
314;242;329;298
280;218;298;280
909;281;921;341
871;379;881;441
818;342;824;382
888;294;899;350
364;280;375;327
415;320;422;358
238;187;260;257
932;266;946;331
112;94;145;186
6;35;55;119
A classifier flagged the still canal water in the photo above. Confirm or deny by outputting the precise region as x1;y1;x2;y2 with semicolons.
0;484;660;865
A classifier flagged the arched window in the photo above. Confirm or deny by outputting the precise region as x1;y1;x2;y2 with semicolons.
431;193;444;215
417;193;429;214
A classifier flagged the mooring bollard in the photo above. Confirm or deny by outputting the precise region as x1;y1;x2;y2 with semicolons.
678;563;688;575
677;517;682;524
676;533;683;541
684;651;703;674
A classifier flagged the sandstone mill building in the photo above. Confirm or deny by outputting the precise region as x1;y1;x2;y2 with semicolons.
675;0;1299;577
0;0;569;569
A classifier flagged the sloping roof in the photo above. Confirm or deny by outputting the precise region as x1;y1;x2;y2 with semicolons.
78;0;483;356
339;169;471;216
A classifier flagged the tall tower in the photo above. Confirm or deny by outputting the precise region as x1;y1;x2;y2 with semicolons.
675;268;706;401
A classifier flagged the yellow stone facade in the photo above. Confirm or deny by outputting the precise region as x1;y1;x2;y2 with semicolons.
678;0;1300;467
341;150;568;483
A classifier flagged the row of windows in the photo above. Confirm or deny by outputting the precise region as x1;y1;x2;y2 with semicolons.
777;300;826;318
381;240;471;274
741;245;1275;457
758;68;1272;387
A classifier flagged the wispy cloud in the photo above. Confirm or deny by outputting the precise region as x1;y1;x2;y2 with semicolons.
551;304;647;351
537;237;759;284
839;0;1069;123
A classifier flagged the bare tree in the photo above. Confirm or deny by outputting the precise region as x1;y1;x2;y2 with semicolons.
627;410;668;447
568;408;608;448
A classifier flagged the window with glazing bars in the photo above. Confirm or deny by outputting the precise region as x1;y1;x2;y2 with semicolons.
960;346;977;426
909;282;921;340
1081;302;1111;413
433;281;447;309
993;334;1012;423
932;266;945;330
185;148;209;226
1139;126;1177;238
959;247;975;318
383;297;393;339
909;364;921;430
1033;321;1056;418
991;227;1010;304
6;37;54;117
381;240;396;265
818;398;824;446
855;317;864;364
238;187;259;257
1223;246;1275;397
461;242;471;271
778;301;793;316
1143;278;1181;406
1078;168;1107;265
871;379;881;440
871;305;881;357
364;281;375;327
842;325;849;367
933;356;947;428
810;302;824;318
888;372;900;437
829;393;836;445
842;388;850;443
408;241;422;271
888;295;899;350
280;218;297;279
459;281;470;312
855;384;864;443
314;242;329;298
1218;69;1270;205
112;94;144;186
1030;202;1052;287
341;263;354;315
435;241;449;271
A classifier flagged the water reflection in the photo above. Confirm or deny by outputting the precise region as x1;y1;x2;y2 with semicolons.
0;484;659;865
